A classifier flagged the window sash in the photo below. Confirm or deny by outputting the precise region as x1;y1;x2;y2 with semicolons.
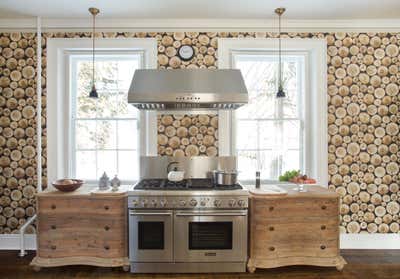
232;52;306;181
69;53;142;184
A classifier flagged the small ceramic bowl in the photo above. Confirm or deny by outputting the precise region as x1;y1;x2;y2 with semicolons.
52;179;84;192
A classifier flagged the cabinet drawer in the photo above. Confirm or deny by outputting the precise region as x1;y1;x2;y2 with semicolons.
38;198;124;215
252;238;338;259
251;198;338;220
252;219;339;243
38;238;125;258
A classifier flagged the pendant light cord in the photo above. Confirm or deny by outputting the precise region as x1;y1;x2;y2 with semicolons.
278;12;282;89
92;12;95;88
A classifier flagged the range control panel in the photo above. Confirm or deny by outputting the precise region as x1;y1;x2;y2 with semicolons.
128;196;248;209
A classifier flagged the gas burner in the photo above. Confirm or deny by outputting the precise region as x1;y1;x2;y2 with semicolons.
134;179;243;191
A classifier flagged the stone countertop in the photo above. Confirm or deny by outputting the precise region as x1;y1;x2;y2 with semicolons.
37;184;130;197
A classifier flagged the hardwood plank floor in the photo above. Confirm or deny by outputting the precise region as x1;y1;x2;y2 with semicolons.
0;250;399;279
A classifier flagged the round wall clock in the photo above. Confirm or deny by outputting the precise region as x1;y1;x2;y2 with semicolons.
178;45;195;61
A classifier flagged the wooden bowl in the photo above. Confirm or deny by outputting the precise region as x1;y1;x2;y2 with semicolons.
52;179;84;192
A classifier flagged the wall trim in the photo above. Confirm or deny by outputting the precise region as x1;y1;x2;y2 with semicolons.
340;234;400;249
0;234;399;250
1;18;400;32
0;234;37;250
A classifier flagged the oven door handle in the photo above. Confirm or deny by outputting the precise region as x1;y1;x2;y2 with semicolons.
129;211;173;216
175;212;247;217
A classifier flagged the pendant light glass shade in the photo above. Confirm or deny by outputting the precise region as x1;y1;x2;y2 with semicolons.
89;7;99;98
275;7;286;98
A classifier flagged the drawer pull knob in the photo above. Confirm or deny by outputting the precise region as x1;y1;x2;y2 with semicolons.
269;226;274;231
320;245;326;250
104;205;110;210
269;206;274;211
321;205;327;210
269;247;275;251
104;226;110;231
51;205;56;210
104;245;110;250
51;245;56;250
51;225;57;230
321;225;326;230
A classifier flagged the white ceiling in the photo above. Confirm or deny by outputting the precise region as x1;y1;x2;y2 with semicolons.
0;0;399;20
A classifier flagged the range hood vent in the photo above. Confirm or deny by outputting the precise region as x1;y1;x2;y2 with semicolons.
128;69;248;110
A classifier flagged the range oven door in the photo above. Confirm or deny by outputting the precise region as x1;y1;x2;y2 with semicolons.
129;210;173;262
174;210;248;262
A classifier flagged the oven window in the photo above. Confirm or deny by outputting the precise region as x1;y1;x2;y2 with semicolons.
189;222;233;250
138;222;164;250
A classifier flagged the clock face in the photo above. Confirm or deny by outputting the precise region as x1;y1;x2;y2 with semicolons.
178;45;194;61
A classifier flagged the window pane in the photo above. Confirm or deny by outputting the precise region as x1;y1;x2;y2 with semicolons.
117;120;137;149
282;150;300;173
234;53;304;180
118;151;138;180
97;150;117;177
259;150;276;179
75;120;96;149
76;151;96;180
235;56;276;119
236;120;257;149
96;120;117;149
116;91;138;118
237;150;257;180
72;54;141;182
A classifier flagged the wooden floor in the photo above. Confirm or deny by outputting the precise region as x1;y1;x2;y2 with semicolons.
0;250;399;279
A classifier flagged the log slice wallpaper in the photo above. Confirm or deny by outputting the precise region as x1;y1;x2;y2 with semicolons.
0;31;399;234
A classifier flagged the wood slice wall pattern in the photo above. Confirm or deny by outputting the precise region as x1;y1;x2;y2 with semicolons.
0;31;399;234
157;114;218;157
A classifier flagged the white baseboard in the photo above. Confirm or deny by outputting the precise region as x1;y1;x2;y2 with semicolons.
0;233;399;250
0;234;37;250
340;233;400;249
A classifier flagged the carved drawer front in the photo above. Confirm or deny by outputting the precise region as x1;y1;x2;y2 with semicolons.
253;219;339;244
38;197;124;216
38;238;125;258
252;198;338;220
252;237;338;259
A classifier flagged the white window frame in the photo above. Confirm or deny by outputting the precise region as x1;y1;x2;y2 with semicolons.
47;38;157;187
218;38;328;186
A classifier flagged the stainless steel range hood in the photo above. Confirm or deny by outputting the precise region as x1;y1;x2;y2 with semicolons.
128;69;248;110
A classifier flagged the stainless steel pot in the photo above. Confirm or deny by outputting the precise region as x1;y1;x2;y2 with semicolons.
212;170;238;186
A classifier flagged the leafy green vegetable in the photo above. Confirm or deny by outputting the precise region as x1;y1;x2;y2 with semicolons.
279;170;301;181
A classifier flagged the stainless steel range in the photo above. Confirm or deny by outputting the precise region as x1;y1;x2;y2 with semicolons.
128;157;248;273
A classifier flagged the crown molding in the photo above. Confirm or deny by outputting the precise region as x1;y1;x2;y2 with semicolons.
0;17;400;32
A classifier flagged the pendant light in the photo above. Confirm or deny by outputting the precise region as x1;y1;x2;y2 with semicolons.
275;7;286;98
89;7;100;98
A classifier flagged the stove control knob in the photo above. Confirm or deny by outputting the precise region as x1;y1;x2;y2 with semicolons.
214;199;222;207
228;199;236;207
179;200;186;207
151;200;157;207
190;199;198;207
237;200;246;207
200;200;207;206
132;200;139;207
160;199;167;207
141;199;147;206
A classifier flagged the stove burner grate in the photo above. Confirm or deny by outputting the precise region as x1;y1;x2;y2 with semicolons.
134;179;242;191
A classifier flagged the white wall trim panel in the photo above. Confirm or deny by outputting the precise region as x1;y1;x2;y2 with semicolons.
340;234;400;249
0;234;37;250
1;18;400;32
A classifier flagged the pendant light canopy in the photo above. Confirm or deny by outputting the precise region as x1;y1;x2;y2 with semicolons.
275;7;286;98
89;7;100;98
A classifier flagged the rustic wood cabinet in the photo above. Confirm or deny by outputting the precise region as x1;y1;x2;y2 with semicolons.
30;186;129;271
247;185;346;272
